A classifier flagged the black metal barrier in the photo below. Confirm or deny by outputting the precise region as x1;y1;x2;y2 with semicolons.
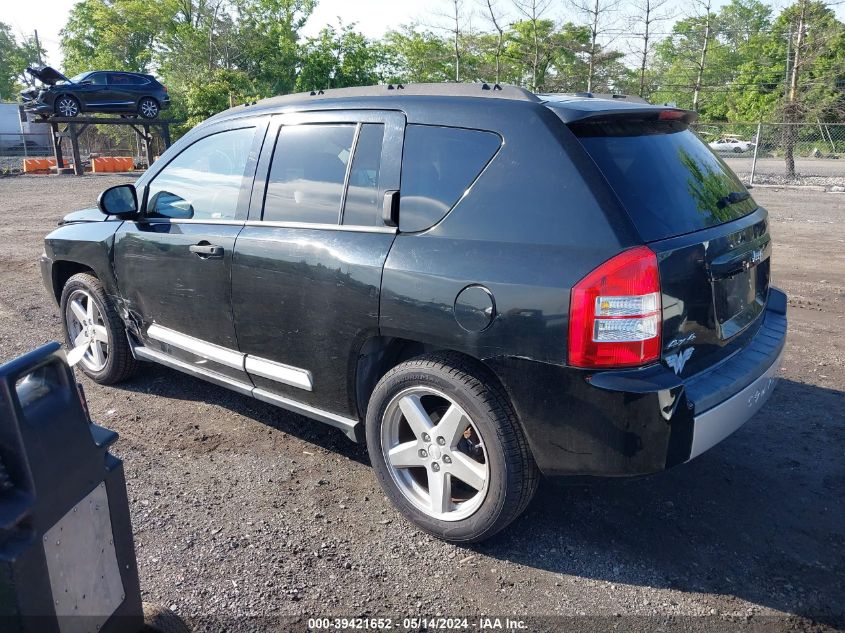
0;343;143;633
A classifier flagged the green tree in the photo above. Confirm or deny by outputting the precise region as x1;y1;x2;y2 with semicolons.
382;26;454;84
295;24;386;91
61;0;171;74
0;24;46;99
234;0;316;96
184;68;258;127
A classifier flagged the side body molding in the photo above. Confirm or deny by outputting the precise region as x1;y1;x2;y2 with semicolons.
140;324;353;438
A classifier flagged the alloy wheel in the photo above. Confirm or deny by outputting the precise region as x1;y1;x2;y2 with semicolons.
380;386;490;522
65;289;110;372
57;97;79;117
139;99;159;119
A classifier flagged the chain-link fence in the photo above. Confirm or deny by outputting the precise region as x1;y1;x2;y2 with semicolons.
1;124;167;174
695;121;845;187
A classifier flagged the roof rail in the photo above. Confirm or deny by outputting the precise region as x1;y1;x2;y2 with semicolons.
257;83;542;108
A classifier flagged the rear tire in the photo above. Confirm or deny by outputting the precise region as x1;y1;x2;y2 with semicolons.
60;272;138;384
138;97;159;119
366;352;539;543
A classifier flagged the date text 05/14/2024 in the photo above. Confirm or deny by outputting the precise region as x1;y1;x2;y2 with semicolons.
307;617;529;630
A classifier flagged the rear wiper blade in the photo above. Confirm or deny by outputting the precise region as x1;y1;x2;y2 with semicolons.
717;191;750;208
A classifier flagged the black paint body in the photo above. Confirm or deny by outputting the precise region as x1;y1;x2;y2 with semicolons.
40;88;787;476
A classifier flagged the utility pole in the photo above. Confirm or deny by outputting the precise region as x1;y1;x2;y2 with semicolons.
33;30;43;65
692;0;712;112
587;0;600;92
639;0;652;97
788;2;806;102
784;0;807;178
784;24;792;93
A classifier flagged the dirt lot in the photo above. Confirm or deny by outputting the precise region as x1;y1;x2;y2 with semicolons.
0;174;843;632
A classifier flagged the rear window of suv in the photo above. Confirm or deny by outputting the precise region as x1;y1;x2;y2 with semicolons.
571;119;757;242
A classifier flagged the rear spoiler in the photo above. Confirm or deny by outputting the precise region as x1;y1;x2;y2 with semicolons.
555;106;698;126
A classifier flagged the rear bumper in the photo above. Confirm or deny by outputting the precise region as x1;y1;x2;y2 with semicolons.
688;345;782;460
488;287;787;477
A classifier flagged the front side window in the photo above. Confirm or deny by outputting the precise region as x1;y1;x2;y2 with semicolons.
264;124;356;224
88;73;107;85
399;125;501;232
146;127;254;221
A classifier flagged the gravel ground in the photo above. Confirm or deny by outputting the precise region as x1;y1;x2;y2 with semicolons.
0;174;843;633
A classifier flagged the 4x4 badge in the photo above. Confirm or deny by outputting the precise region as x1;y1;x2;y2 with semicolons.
666;347;694;375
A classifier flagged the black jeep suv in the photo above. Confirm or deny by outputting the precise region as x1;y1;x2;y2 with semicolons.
20;66;170;119
40;84;787;542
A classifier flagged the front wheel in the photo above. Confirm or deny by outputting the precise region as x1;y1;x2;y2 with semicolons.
60;272;138;384
366;353;539;543
138;97;159;119
55;96;80;118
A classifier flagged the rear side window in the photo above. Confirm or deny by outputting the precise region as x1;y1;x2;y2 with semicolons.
342;124;385;227
264;124;356;224
399;125;501;232
108;73;133;85
572;120;757;242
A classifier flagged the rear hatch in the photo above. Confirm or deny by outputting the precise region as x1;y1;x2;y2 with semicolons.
567;113;770;378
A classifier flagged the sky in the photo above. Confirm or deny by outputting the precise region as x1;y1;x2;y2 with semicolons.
0;0;824;69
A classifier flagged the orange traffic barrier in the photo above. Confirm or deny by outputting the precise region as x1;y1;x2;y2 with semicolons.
91;157;112;173
23;158;51;173
22;158;75;173
91;156;134;173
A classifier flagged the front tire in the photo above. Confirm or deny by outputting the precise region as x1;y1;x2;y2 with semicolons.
60;272;138;384
55;96;80;118
138;97;159;119
366;353;539;543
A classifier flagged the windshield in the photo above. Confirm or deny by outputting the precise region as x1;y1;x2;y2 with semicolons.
65;73;89;84
571;119;758;241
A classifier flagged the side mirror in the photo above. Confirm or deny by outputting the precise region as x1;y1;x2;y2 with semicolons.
98;184;138;217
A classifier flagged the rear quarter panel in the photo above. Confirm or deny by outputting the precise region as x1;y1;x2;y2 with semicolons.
380;103;641;364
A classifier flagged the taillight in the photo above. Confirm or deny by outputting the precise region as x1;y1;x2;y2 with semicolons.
568;246;661;368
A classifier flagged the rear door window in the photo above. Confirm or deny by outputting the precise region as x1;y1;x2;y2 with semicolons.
342;124;385;227
399;125;501;232
571;120;757;241
264;124;356;224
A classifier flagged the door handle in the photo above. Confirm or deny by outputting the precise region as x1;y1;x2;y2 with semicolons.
189;243;224;259
382;190;399;227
